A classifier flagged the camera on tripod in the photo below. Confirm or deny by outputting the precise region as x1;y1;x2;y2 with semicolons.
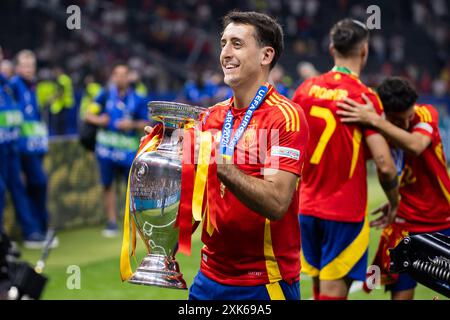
0;231;49;300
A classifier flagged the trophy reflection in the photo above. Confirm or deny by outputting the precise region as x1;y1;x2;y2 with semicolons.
127;101;204;289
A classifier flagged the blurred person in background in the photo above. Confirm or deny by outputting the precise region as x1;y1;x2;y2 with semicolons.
85;63;149;237
79;74;102;121
182;71;214;107
337;77;450;300
206;70;232;104
49;66;74;136
0;47;47;248
128;69;148;98
78;74;103;152
292;19;399;300
295;61;319;86
10;50;56;248
269;65;289;96
0;60;13;80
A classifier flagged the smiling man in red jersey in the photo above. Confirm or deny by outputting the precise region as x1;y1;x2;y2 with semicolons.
165;11;310;300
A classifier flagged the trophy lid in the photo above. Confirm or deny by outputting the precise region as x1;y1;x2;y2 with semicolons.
148;101;205;126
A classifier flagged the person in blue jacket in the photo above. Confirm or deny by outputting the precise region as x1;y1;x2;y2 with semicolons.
0;48;47;248
85;63;149;237
10;50;56;248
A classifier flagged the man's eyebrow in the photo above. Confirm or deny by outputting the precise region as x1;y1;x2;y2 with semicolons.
221;37;244;42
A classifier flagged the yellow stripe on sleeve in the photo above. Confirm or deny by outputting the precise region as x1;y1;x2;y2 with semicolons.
272;94;301;132
269;97;291;132
416;107;427;123
420;107;432;122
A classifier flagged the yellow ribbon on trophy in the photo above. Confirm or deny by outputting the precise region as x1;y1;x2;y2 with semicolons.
192;130;212;221
120;126;162;281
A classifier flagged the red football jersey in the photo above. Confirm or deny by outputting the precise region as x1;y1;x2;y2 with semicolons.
198;85;309;286
292;69;383;223
394;104;450;232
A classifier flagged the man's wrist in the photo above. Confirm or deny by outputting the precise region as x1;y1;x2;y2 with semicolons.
370;113;382;128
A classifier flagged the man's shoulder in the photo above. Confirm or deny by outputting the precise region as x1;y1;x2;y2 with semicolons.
209;98;231;111
205;98;230;117
414;104;438;123
265;91;303;132
415;103;436;113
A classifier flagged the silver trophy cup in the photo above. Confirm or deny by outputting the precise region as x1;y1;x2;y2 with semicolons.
128;101;204;289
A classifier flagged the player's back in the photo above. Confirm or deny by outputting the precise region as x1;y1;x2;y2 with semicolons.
293;70;382;223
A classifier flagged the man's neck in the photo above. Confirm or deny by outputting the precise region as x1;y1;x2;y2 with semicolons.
232;75;268;109
19;75;33;85
118;87;128;97
333;59;361;77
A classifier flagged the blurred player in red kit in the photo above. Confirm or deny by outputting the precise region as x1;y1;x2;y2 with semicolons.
292;19;399;300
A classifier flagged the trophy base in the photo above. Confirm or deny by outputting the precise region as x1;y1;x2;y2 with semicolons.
128;254;187;290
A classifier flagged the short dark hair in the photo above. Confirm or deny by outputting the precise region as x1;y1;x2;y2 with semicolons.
222;11;284;69
377;77;419;113
330;18;369;57
112;62;129;72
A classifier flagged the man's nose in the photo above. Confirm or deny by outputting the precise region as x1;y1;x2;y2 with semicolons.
221;43;233;59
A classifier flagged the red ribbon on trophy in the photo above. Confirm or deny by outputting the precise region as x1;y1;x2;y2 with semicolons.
177;126;224;255
176;128;196;255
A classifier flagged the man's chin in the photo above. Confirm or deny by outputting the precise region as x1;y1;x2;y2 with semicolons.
224;75;239;88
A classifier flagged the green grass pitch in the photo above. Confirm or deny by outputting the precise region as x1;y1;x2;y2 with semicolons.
18;174;448;300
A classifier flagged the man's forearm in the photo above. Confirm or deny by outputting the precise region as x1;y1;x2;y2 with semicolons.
373;117;423;155
378;171;400;210
217;164;293;221
85;113;107;127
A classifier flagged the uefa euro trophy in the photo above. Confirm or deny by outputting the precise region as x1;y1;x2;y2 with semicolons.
127;101;204;289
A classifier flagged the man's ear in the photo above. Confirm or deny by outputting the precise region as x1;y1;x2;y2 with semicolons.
329;44;335;57
261;47;275;67
361;42;369;61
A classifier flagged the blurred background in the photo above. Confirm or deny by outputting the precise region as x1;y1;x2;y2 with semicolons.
0;0;449;299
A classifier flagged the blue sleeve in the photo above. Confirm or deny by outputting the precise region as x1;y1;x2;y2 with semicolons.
135;96;149;120
94;89;107;113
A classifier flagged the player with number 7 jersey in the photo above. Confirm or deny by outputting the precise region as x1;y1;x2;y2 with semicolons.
292;66;398;299
293;67;384;223
291;18;399;301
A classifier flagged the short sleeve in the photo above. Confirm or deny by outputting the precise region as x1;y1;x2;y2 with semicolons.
412;105;438;140
93;89;107;114
264;104;309;176
363;89;384;137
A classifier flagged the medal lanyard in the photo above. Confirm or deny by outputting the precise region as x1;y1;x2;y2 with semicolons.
220;84;269;158
332;66;358;77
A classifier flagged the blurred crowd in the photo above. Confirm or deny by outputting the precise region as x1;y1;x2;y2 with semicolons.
0;0;448;114
0;0;449;243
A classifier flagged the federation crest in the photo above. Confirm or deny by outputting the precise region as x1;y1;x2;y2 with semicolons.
241;123;257;150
